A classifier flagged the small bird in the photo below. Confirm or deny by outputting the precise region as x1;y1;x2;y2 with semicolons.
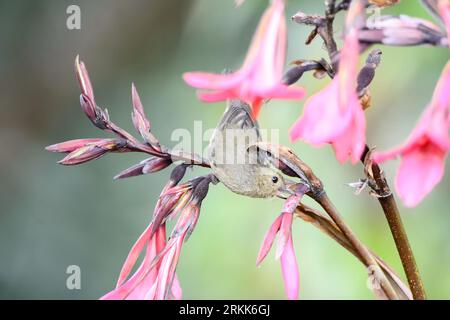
208;100;291;198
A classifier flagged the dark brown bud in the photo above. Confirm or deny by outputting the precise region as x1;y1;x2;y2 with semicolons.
192;176;214;204
169;164;189;185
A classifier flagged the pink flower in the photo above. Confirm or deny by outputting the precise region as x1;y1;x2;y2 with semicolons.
101;174;213;300
256;193;304;300
183;0;305;118
373;61;450;207
289;29;366;164
46;138;125;165
100;223;184;300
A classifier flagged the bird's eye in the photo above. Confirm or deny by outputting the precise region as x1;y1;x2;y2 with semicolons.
271;176;279;184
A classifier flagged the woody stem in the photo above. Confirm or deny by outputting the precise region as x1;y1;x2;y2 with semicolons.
314;192;399;300
361;146;426;300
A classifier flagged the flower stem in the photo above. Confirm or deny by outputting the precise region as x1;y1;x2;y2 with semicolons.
361;146;427;300
315;192;399;300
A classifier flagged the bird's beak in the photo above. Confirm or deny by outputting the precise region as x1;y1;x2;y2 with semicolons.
276;180;297;199
276;187;294;199
276;180;310;199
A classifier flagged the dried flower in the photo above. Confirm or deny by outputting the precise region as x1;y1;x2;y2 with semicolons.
359;15;446;47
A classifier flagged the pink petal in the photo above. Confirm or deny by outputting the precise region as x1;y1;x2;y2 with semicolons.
131;83;151;134
155;235;185;300
170;274;183;300
280;234;299;300
102;225;166;300
246;0;286;86
264;84;306;100
45;139;103;153
197;90;235;102
331;101;366;164
289;80;348;144
116;223;153;287
290;29;365;164
125;233;160;300
338;29;360;96
431;60;450;111
275;193;303;259
396;145;447;207
256;214;283;266
183;0;305;117
183;72;244;91
275;213;293;260
75;56;95;102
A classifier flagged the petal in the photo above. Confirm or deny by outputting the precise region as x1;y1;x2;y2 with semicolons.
116;223;153;287
45;138;104;153
264;84;306;101
197;90;235;102
331;102;366;164
242;0;284;72
275;213;293;260
248;0;286;85
155;235;185;300
290;80;349;144
396;145;447;207
170;274;183;300
251;99;263;119
102;225;167;300
338;29;360;97
183;72;243;91
125;230;162;300
280;234;299;300
183;0;305;110
256;214;283;266
372;147;405;164
431;60;450;111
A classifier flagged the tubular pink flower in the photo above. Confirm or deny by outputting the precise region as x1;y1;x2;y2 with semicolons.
100;223;173;300
257;193;303;300
101;178;203;300
183;0;305;118
101;207;197;300
289;29;366;164
373;61;450;207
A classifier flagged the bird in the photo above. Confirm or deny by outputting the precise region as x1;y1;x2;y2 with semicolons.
208;99;292;198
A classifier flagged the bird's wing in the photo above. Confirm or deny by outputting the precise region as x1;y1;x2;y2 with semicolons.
217;100;261;137
209;99;266;166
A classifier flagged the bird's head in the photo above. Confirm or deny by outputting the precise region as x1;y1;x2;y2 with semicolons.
253;166;294;198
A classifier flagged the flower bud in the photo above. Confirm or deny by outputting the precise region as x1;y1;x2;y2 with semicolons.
57;139;123;165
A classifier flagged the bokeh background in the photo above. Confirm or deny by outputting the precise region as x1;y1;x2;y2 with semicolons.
0;0;449;299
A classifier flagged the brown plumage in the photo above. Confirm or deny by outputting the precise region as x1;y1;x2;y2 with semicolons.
208;100;289;198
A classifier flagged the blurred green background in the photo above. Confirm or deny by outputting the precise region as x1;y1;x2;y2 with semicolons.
0;0;449;299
